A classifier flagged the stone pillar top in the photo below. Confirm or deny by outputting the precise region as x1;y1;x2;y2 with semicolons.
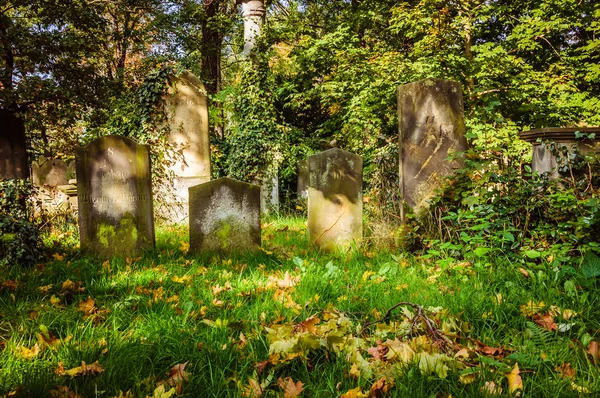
239;0;266;17
519;127;600;144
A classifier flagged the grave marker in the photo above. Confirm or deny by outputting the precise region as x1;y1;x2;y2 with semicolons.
308;148;362;251
189;177;261;253
76;135;155;256
397;78;467;219
0;111;28;180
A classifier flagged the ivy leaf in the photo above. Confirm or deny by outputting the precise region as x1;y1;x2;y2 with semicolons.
581;252;600;279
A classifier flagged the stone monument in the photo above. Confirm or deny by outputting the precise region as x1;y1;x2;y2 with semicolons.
189;177;261;253
519;127;600;179
76;135;155;256
163;71;211;222
297;159;309;200
397;78;468;220
0;110;28;180
308;148;363;251
31;156;68;186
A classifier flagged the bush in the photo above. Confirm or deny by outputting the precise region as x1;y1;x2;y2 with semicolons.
0;179;40;267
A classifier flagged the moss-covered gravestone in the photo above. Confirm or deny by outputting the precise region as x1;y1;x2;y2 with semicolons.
397;78;467;220
0;110;28;180
31;157;68;186
308;148;363;251
189;178;260;253
76;135;155;256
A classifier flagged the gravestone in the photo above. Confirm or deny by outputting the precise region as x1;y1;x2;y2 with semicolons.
76;135;155;256
308;148;362;251
297;159;309;200
397;78;467;219
519;127;600;179
163;71;211;221
189;177;260;253
0;110;28;180
31;156;68;186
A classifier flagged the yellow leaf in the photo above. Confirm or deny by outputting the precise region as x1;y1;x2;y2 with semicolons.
179;241;190;254
53;253;64;261
17;343;41;359
570;382;591;394
520;300;545;317
384;339;415;363
172;275;191;284
77;297;96;317
60;361;105;377
506;363;523;395
50;295;63;308
361;271;375;281
340;387;366;398
148;384;176;398
459;373;476;384
243;378;263;397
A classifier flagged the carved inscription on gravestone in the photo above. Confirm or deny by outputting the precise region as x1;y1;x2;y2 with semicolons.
308;148;363;251
76;135;155;256
397;78;468;219
0;110;28;180
189;178;260;253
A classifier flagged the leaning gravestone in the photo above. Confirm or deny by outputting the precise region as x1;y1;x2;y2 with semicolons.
163;71;211;221
189;177;260;253
397;78;468;220
76;135;155;256
308;148;363;251
0;110;28;180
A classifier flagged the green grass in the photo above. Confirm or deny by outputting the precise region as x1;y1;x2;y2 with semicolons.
0;215;599;397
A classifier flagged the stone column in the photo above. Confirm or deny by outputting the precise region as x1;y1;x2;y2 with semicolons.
397;78;468;220
240;0;266;55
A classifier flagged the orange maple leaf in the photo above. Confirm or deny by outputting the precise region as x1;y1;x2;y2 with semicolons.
277;377;304;398
293;316;320;334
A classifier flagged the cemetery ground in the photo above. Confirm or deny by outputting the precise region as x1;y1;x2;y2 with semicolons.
0;217;599;397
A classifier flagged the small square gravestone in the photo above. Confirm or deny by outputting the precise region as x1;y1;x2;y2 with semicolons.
308;148;363;251
397;78;468;219
0;111;28;180
76;135;155;256
189;177;260;253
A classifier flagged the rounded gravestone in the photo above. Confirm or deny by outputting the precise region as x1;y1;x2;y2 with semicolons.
189;177;261;253
76;135;155;256
308;148;363;251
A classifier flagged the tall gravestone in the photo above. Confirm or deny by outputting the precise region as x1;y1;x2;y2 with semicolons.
163;71;211;222
76;135;155;256
397;78;468;220
308;148;363;251
0;111;28;180
189;177;260;253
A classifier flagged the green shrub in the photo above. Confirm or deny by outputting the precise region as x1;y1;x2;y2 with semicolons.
0;179;40;267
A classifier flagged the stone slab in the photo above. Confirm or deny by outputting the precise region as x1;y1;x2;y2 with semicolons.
189;177;260;253
0;111;28;180
397;78;467;218
32;157;68;186
308;148;362;251
76;135;155;256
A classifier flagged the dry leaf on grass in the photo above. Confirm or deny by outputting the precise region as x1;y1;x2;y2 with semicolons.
277;377;304;398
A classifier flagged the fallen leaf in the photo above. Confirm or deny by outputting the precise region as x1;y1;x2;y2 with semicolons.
340;387;366;398
77;297;97;317
506;363;523;395
17;343;40;359
555;363;576;379
166;362;189;388
480;381;502;395
293;316;320;334
532;313;558;331
520;300;545;317
570;381;591;394
369;376;393;397
59;361;105;377
50;385;82;398
2;280;18;291
148;384;176;398
244;378;263;397
53;253;65;261
519;268;530;278
587;341;599;364
277;377;304;398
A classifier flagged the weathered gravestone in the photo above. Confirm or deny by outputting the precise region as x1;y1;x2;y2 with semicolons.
397;78;467;220
0;110;28;180
31;156;68;187
308;148;363;251
519;127;600;179
76;135;155;256
189;177;260;253
297;159;309;200
163;71;211;222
